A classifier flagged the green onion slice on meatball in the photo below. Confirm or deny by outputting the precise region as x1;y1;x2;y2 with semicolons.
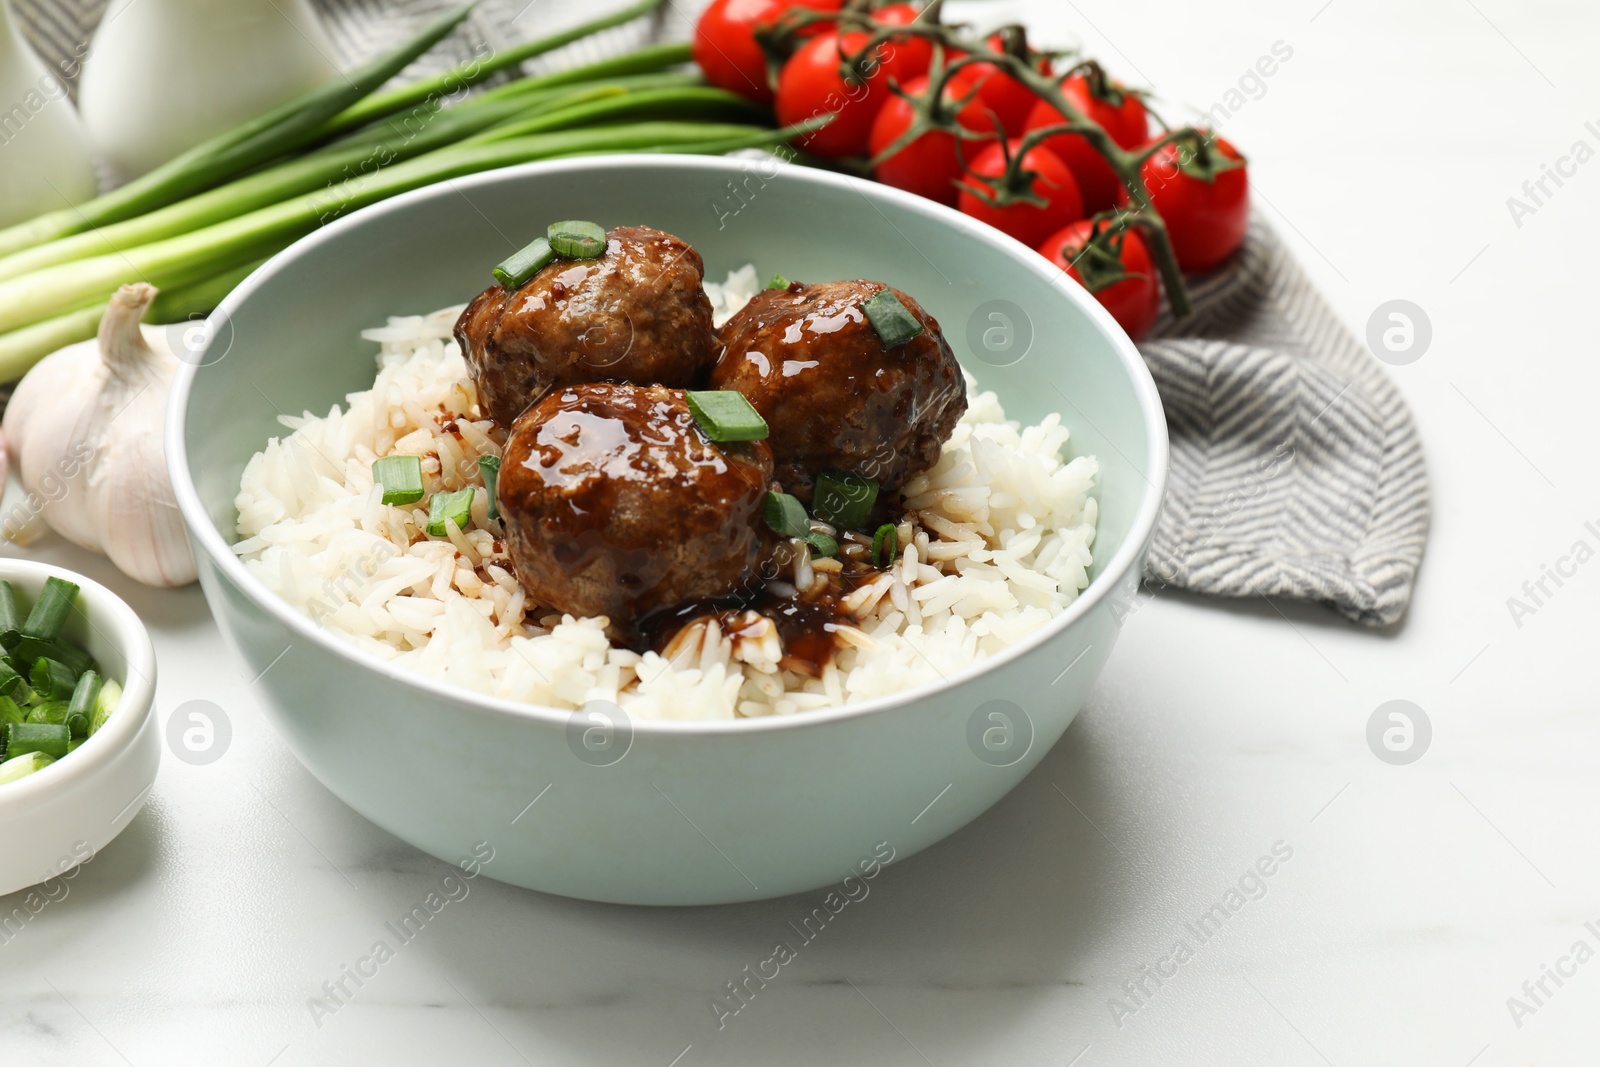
861;290;926;347
492;236;556;290
686;390;768;442
547;220;608;258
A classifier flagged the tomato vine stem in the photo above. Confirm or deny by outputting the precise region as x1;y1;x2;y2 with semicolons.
756;4;1212;319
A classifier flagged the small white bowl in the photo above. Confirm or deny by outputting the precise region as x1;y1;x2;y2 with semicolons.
0;559;158;897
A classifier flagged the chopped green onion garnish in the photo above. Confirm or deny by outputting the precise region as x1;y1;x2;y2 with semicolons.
764;492;810;538
812;470;879;529
872;523;899;568
766;274;791;290
373;455;426;505
478;456;502;522
861;290;925;348
0;696;23;725
426;489;476;537
21;576;77;641
803;532;838;558
0;750;53;783
68;670;102;732
13;636;92;678
67;738;85;754
493;236;556;290
27;700;68;726
686;390;769;443
91;679;122;735
0;659;23;697
30;657;76;701
547;220;607;258
0;580;19;648
66;711;89;739
5;721;70;759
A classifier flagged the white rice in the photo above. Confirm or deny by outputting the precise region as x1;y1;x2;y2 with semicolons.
233;270;1099;720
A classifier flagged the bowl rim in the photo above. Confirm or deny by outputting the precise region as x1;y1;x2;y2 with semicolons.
0;558;157;809
167;153;1168;736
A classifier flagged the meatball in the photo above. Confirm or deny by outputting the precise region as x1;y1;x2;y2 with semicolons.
455;225;718;427
498;383;774;636
708;280;966;503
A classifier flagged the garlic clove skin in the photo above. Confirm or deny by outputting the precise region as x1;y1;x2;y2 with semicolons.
89;379;197;587
5;335;102;551
2;283;197;586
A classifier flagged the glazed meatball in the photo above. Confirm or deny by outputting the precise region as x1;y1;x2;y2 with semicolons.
455;225;718;427
498;383;774;635
709;280;966;503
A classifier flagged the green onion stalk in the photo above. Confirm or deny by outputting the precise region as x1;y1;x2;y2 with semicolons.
319;0;673;136
0;0;680;261
0;4;475;259
0;78;717;286
0;118;827;381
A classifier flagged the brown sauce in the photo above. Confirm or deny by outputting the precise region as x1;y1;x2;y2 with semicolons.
628;569;869;676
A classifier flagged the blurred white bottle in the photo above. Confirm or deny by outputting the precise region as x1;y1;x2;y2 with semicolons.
0;0;98;227
78;0;340;180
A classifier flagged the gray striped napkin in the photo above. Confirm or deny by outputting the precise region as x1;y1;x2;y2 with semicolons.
16;0;1428;626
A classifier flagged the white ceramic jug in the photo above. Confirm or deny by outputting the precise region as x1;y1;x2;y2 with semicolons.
0;0;98;227
77;0;340;180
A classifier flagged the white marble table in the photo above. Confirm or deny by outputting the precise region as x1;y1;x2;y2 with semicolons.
5;0;1598;1063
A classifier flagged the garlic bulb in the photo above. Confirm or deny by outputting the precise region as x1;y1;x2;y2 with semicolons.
2;284;196;586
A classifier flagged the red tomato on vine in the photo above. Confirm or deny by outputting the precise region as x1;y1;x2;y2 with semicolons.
1039;220;1161;340
693;0;844;105
1023;74;1148;212
777;28;923;159
869;2;935;84
958;140;1085;248
869;70;996;206
1140;135;1249;272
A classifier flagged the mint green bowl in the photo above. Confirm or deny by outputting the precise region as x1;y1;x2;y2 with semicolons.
167;155;1167;905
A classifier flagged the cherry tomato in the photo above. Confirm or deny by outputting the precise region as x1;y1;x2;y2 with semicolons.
1039;220;1161;340
777;29;923;159
958;140;1084;248
962;34;1049;136
1023;74;1148;212
1140;135;1249;272
870;3;934;84
693;0;844;105
869;70;996;206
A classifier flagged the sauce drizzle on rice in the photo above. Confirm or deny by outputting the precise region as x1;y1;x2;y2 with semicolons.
232;272;1100;721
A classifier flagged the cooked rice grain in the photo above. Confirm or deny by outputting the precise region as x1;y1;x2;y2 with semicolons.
234;278;1099;720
